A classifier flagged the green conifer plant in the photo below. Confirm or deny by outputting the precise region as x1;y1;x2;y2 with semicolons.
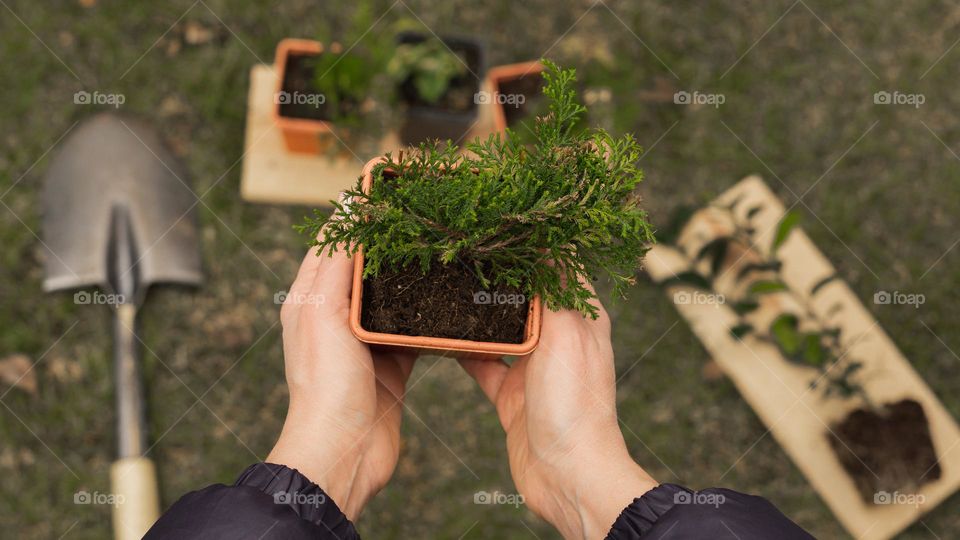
299;61;655;323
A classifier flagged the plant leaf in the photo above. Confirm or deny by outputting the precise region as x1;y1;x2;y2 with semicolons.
732;299;759;315
810;273;840;295
801;334;825;367
657;205;696;245
696;238;729;277
736;261;783;281
659;271;712;290
770;314;800;355
772;210;800;252
730;323;754;339
748;280;788;294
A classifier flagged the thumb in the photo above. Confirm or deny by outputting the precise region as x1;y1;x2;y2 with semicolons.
308;193;356;309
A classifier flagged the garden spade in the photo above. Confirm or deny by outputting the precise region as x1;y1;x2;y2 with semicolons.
41;113;202;540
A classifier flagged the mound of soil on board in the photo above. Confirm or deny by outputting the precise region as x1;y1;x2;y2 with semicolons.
361;261;528;344
828;399;941;503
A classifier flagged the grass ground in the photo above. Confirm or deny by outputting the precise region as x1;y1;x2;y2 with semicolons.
2;1;960;538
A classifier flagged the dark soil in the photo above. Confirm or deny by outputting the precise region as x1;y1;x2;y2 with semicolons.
828;399;941;502
499;72;543;127
278;53;336;121
396;35;482;114
360;261;528;344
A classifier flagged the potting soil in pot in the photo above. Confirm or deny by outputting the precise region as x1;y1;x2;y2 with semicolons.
827;399;941;503
499;73;544;128
361;261;528;344
279;53;341;121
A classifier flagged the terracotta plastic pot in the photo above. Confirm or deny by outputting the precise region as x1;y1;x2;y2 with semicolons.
348;157;542;356
487;60;544;133
273;38;335;154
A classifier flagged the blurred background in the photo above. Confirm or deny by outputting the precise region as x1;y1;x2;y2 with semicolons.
2;1;959;538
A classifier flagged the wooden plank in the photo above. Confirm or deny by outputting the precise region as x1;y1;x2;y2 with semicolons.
240;64;500;206
645;176;960;540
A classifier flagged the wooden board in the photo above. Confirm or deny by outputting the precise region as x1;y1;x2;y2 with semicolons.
645;176;960;540
240;64;500;206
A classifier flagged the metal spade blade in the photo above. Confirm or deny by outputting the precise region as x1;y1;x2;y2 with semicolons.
42;113;202;297
41;113;202;540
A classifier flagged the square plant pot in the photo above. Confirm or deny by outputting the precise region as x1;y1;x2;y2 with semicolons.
487;60;545;133
348;157;542;357
394;32;484;146
273;38;338;155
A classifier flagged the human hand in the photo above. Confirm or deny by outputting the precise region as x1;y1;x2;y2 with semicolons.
267;235;417;520
460;290;657;539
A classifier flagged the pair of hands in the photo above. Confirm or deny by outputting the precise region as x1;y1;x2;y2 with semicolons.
267;242;657;539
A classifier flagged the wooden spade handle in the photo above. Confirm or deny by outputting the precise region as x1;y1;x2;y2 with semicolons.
110;456;160;540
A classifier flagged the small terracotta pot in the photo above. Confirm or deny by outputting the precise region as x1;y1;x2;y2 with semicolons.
348;157;543;356
273;38;335;154
487;60;544;133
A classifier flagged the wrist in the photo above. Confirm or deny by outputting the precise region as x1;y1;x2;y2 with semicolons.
266;411;367;520
546;453;657;539
576;461;657;539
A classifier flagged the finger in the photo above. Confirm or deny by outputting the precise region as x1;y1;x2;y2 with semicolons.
285;246;351;320
286;193;351;300
552;259;610;329
374;351;416;398
532;298;617;410
583;279;612;329
282;244;324;328
558;271;611;338
286;245;324;304
530;306;593;377
539;304;583;339
458;357;510;403
306;192;360;305
393;352;417;380
294;246;324;284
305;247;354;310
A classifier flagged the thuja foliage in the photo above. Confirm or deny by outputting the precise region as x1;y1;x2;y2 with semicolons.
300;61;655;318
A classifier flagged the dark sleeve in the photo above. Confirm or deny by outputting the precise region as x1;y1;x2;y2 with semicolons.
144;463;359;540
605;484;815;540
